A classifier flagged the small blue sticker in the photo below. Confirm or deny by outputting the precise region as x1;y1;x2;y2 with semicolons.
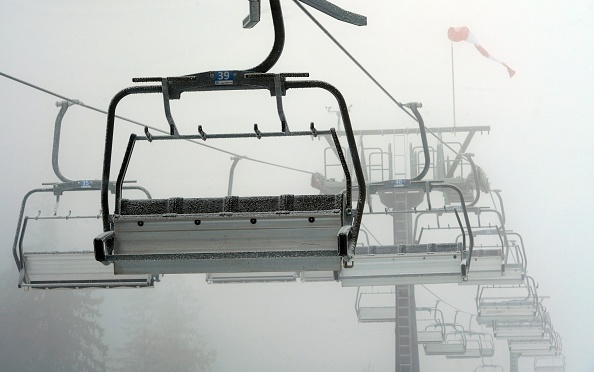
214;71;234;85
393;179;408;187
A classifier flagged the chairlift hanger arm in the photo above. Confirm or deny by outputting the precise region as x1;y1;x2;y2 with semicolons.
296;0;366;26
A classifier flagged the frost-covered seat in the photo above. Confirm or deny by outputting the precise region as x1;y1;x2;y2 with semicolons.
102;194;348;275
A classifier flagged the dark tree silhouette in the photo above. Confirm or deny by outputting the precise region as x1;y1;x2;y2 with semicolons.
113;278;216;372
0;266;108;371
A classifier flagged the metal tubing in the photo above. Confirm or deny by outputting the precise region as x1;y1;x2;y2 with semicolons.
407;104;431;182
330;128;351;204
285;79;366;254
52;101;74;182
227;156;244;196
101;85;162;231
431;184;474;272
247;0;285;72
114;134;138;215
12;188;55;270
466;155;481;207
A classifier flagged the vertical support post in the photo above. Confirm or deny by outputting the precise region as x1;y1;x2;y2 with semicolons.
392;203;420;372
451;41;457;128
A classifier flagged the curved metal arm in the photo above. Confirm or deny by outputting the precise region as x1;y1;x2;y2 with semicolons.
191;0;285;75
52;101;75;182
430;183;474;275
100;79;365;257
404;103;430;182
12;188;54;270
506;231;527;273
297;0;367;26
285;80;366;255
465;154;481;207
492;189;506;225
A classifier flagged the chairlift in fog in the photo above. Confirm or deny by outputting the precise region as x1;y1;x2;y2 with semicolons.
533;354;566;372
13;101;156;289
446;313;495;359
94;0;366;277
476;276;542;326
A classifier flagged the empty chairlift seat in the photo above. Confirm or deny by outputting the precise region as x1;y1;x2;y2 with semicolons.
533;355;566;372
14;187;157;289
508;328;562;357
354;287;397;322
416;307;446;344
446;332;495;359
94;70;367;277
340;242;464;286
205;271;299;284
108;194;348;274
423;323;467;356
22;250;156;289
476;277;541;326
494;303;551;340
473;364;505;372
462;228;525;285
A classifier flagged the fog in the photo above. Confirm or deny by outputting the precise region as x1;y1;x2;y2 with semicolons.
1;1;593;371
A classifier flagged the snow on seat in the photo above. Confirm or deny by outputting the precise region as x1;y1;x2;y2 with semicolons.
107;194;347;275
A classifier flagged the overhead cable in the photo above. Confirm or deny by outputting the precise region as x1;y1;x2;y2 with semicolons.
0;71;314;175
293;1;470;159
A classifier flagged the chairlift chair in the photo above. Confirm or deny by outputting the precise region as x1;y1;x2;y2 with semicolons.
416;306;446;344
508;328;562;357
476;276;541;326
446;331;495;359
494;302;551;340
460;227;525;285
423;323;467;356
94;0;367;276
339;105;477;286
533;354;566;372
205;272;299;284
13;102;156;289
354;286;397;322
473;364;504;372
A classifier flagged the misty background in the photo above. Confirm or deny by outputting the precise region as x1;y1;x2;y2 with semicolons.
1;1;593;371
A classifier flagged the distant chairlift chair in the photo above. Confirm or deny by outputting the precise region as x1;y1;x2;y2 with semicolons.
13;101;156;289
476;276;542;326
340;104;475;286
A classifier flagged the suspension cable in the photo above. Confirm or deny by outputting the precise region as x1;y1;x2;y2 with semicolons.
293;1;470;160
0;71;314;175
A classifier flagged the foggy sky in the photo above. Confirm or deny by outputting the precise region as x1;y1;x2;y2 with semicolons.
1;1;593;371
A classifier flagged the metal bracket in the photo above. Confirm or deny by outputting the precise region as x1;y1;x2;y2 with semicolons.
243;0;261;28
298;0;367;26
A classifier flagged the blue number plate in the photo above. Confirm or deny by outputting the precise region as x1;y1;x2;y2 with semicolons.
214;71;234;85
